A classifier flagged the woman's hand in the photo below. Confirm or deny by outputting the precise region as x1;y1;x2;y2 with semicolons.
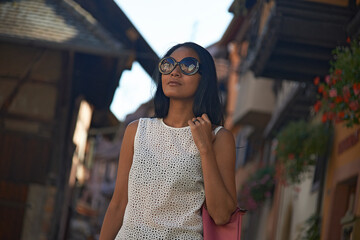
188;113;215;153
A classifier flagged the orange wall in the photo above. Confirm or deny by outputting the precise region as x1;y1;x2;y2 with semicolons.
321;123;360;239
258;0;275;36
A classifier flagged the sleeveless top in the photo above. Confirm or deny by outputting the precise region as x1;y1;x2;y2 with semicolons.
115;118;223;240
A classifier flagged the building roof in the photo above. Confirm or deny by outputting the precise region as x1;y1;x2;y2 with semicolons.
0;0;124;57
74;0;159;76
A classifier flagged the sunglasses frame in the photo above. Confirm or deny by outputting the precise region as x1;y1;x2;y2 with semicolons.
158;56;200;76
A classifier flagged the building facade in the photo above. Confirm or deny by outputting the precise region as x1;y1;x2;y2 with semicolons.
0;0;158;239
212;0;360;239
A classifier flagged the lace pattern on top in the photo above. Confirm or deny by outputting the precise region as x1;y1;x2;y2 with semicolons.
116;118;223;240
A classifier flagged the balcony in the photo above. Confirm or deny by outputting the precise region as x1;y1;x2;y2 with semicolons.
246;0;355;81
233;71;275;131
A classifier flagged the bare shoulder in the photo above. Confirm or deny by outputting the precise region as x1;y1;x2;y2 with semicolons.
124;119;139;135
213;127;236;154
121;120;139;146
213;127;236;166
126;119;139;131
214;127;235;145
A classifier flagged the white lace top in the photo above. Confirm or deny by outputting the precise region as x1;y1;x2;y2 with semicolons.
115;118;222;240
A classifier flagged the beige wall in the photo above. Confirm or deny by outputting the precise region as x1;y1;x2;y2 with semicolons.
0;43;62;81
0;41;64;239
275;169;318;240
255;199;273;240
0;42;61;133
233;71;275;122
21;184;56;240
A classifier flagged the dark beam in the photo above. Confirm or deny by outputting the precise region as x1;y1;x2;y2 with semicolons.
250;16;281;76
265;55;330;76
280;16;347;47
277;0;353;17
247;0;355;83
273;41;333;61
347;9;360;37
277;2;353;22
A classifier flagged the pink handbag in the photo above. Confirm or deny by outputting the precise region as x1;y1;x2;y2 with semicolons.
202;205;246;240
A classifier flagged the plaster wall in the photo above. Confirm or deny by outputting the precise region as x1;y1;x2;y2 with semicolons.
234;71;275;121
275;169;318;240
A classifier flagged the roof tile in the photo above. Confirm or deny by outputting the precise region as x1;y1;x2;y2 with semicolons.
0;0;124;56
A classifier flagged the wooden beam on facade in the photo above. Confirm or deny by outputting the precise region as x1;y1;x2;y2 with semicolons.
280;16;347;47
273;41;333;61
265;55;330;75
248;0;355;80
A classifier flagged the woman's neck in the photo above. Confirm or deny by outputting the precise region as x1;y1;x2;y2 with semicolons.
163;99;194;128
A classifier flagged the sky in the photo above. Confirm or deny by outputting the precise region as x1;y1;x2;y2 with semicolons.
110;0;234;121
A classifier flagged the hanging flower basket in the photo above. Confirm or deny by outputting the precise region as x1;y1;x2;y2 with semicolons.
238;166;275;211
275;120;331;185
313;38;360;127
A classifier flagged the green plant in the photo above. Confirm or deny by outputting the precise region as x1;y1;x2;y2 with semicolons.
239;166;275;210
296;214;320;240
314;38;360;127
275;120;331;185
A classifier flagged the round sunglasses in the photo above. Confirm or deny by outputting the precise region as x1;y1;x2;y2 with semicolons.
158;57;200;76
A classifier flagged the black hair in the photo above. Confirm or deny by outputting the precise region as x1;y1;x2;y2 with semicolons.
153;42;224;125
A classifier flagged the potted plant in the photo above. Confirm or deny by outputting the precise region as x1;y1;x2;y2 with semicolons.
313;38;360;127
275;120;331;185
239;166;275;211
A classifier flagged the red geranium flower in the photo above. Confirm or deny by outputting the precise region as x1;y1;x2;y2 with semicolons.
354;83;360;96
335;69;342;76
314;101;321;112
322;90;328;99
313;76;320;85
335;96;343;103
338;112;345;119
322;113;327;123
288;153;295;160
325;75;331;85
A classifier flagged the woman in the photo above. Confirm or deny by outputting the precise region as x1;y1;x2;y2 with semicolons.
99;42;237;240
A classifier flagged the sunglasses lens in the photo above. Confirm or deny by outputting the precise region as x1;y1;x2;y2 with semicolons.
159;58;175;74
179;57;199;75
159;57;199;75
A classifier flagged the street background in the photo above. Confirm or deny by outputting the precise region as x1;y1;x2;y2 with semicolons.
0;0;359;239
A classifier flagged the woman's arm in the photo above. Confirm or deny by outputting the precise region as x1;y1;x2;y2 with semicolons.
99;120;138;240
188;114;237;225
